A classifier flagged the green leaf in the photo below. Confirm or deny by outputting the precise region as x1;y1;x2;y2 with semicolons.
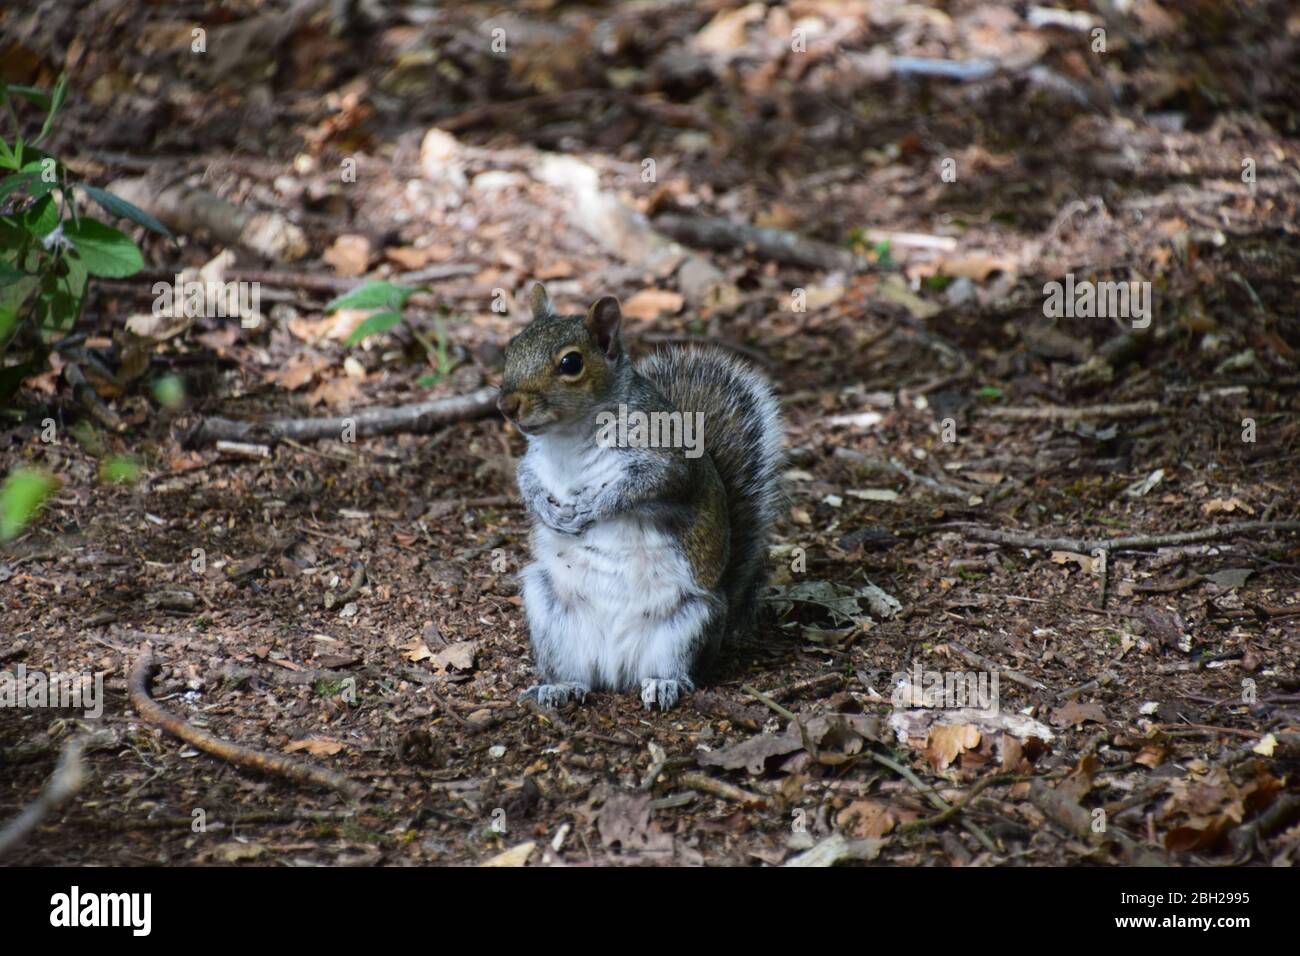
80;185;173;239
977;385;1003;400
0;259;24;286
0;468;59;542
22;194;58;236
0;139;16;171
99;456;141;485
0;304;17;342
345;310;403;346
33;74;68;146
326;281;416;313
64;218;144;278
4;84;52;110
0;275;38;319
0;171;39;201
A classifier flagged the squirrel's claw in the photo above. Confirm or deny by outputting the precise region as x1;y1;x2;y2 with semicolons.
520;682;589;709
640;677;693;711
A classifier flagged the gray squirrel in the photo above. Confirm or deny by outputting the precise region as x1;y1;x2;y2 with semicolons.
497;284;784;710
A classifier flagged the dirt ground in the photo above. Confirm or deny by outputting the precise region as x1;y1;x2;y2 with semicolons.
1;0;1298;866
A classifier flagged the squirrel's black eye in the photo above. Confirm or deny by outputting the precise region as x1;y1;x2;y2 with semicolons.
558;351;583;376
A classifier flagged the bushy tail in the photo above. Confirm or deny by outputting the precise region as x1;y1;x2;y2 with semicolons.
637;347;784;636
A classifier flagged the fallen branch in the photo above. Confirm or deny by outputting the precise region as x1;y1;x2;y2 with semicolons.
952;520;1300;555
981;400;1163;422
677;771;770;807
184;386;499;448
129;649;367;800
0;736;91;859
653;213;869;273
110;177;308;262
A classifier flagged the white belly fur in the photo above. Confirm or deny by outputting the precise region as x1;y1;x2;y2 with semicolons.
520;436;709;689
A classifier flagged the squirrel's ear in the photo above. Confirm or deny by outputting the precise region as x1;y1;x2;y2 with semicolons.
585;296;623;358
529;283;553;319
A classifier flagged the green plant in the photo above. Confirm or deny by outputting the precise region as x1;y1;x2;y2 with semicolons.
0;75;172;400
324;279;460;387
0;466;59;542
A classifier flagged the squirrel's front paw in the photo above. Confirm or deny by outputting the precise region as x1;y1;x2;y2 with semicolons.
549;503;594;536
520;682;589;709
538;497;592;536
640;677;694;711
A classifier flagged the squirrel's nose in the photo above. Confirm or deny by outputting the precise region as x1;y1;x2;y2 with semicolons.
498;392;523;419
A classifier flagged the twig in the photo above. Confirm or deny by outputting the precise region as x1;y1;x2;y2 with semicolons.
677;772;770;807
1133;573;1206;594
324;565;365;611
653;213;871;273
900;773;1031;832
767;673;846;703
128;648;367;800
939;642;1048;692
281;436;360;465
639;755;695;793
0;736;90;858
184;386;499;448
951;521;1300;555
833;447;973;501
981;400;1163;422
215;440;271;460
869;752;997;853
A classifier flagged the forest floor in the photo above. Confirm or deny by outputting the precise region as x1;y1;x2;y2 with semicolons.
2;0;1299;866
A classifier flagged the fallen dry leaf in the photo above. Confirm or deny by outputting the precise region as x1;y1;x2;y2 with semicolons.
323;234;372;276
1203;497;1255;516
306;375;362;409
481;842;536;867
836;800;897;838
1051;700;1108;728
1051;550;1096;573
284;737;346;756
622;288;684;321
431;640;478;674
924;723;981;771
400;638;433;662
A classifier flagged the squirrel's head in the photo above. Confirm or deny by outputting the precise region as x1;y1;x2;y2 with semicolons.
498;284;625;436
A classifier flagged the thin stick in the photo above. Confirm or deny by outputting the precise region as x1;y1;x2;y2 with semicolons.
951;520;1300;555
185;387;499;448
128;649;367;800
678;772;770;807
981;400;1162;421
0;737;89;858
900;773;1032;832
870;752;998;853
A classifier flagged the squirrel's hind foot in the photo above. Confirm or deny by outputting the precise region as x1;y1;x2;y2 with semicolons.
640;677;694;711
520;682;589;709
